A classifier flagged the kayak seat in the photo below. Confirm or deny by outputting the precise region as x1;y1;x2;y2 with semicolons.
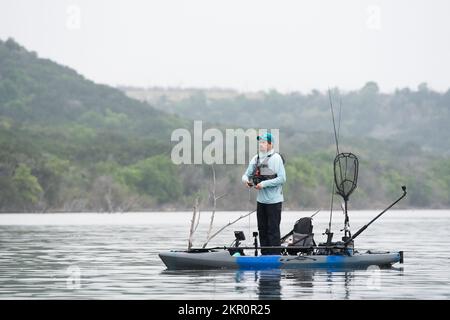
281;217;316;255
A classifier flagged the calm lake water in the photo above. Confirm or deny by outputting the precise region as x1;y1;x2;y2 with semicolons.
0;210;449;299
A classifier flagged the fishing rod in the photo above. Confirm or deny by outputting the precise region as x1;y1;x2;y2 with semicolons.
328;88;340;155
325;89;343;244
189;244;352;252
247;130;261;188
310;209;321;218
344;186;407;246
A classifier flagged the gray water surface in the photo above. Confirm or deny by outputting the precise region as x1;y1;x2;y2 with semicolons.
0;210;449;299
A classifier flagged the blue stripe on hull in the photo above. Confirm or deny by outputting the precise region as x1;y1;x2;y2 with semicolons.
236;255;282;270
326;255;346;266
235;254;358;270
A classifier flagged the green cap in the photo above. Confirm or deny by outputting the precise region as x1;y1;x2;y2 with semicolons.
257;132;274;143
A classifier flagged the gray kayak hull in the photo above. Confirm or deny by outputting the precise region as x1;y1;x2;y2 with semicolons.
159;250;403;270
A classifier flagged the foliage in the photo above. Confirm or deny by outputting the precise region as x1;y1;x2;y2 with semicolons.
0;38;449;211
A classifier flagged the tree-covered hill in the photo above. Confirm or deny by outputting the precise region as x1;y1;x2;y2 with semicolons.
0;38;186;212
120;84;450;210
0;38;449;212
122;83;450;155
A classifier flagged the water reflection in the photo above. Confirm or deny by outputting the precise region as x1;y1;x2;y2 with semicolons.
233;269;282;299
160;266;406;300
1;211;448;299
285;269;315;288
256;270;282;299
235;269;316;299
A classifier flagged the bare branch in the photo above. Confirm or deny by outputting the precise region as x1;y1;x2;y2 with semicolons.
205;164;217;244
215;193;228;201
188;197;199;250
193;205;201;233
202;209;256;248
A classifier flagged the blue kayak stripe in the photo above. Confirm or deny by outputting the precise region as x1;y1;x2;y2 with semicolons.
236;255;282;269
234;254;398;270
326;255;345;266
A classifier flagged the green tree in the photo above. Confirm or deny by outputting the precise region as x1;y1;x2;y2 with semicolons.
120;155;183;203
12;164;43;209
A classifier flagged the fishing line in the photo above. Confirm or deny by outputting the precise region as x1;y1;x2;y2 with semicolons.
248;188;251;239
327;89;343;238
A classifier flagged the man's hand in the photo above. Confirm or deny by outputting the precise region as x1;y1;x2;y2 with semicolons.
244;181;253;188
255;183;263;190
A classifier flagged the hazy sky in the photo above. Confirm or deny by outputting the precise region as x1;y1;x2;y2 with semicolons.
1;0;449;93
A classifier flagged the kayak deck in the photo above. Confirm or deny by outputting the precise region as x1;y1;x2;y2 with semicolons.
159;249;403;270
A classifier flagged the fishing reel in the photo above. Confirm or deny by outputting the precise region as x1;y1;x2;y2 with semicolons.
247;164;262;187
248;175;264;187
248;169;274;186
248;158;278;187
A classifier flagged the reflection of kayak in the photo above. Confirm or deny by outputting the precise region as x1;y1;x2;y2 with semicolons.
159;249;403;270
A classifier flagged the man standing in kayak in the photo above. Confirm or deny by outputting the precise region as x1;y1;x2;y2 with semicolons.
242;132;286;255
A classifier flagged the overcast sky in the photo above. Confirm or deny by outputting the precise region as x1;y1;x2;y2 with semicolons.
1;0;449;93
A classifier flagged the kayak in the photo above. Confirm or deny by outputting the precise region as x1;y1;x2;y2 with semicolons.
158;160;408;271
159;249;403;270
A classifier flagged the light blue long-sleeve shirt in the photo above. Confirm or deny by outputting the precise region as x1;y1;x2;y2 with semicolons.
241;149;286;204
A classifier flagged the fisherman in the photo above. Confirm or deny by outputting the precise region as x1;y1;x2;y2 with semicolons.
242;132;286;255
